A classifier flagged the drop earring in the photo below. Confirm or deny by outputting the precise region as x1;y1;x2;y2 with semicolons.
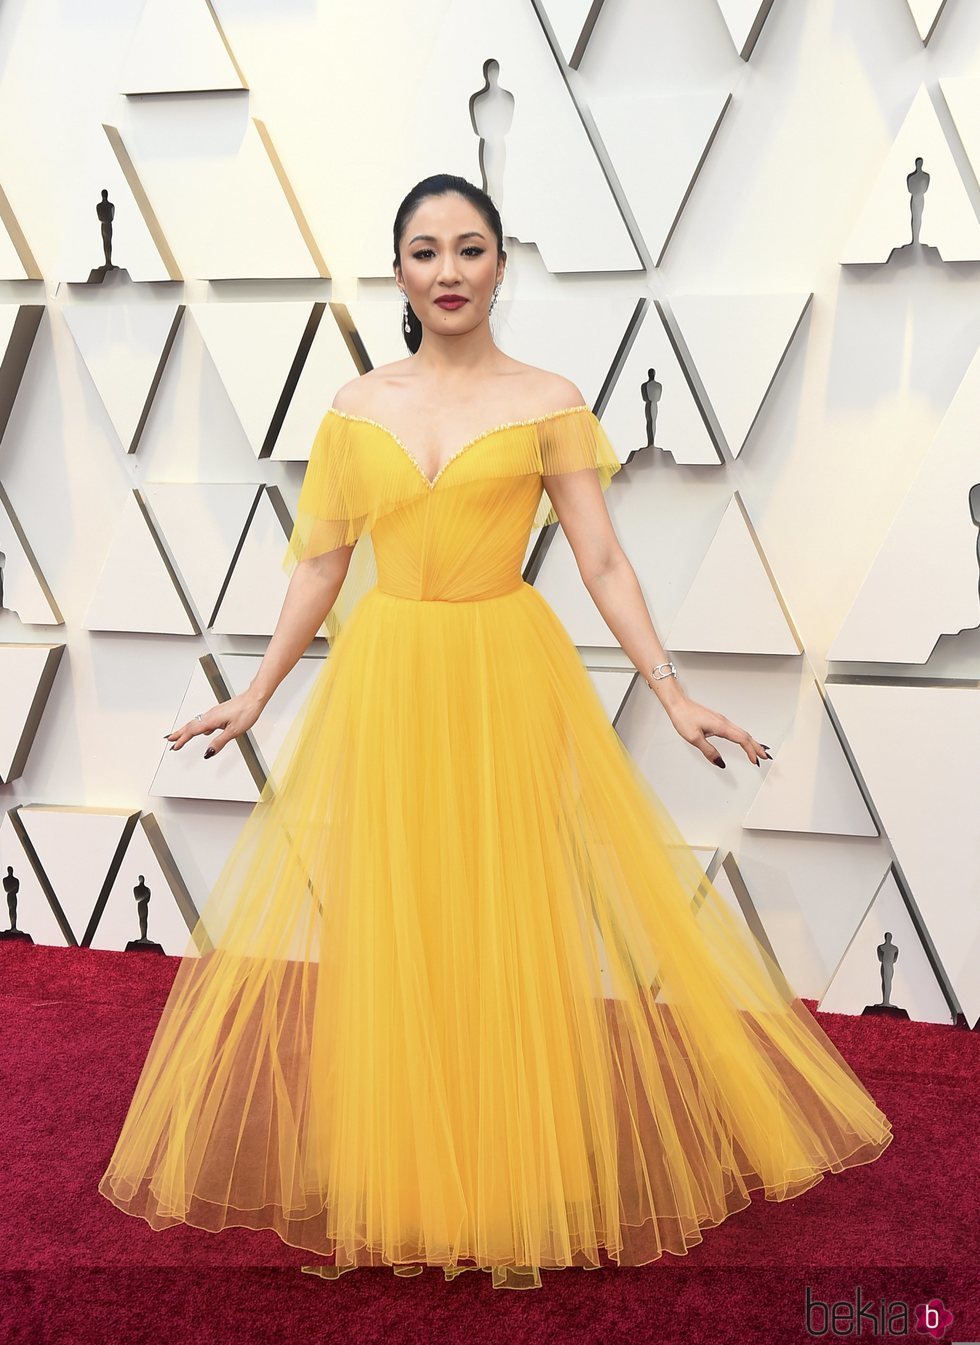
489;282;501;315
401;291;411;334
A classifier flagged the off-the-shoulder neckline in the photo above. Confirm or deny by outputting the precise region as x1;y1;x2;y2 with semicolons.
326;403;592;488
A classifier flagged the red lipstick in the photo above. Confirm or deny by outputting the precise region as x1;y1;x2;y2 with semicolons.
434;296;468;309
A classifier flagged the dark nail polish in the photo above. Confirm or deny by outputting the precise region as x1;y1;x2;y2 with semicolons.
204;747;215;759
714;758;725;769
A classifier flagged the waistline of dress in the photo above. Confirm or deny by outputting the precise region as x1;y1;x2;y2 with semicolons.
374;580;526;605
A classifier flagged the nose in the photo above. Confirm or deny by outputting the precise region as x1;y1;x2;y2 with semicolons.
437;253;462;284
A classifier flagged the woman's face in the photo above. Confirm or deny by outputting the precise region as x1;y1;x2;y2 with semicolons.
395;193;504;337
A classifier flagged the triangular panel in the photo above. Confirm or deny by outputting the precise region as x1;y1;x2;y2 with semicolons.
84;491;197;635
601;300;722;467
590;91;731;267
14;804;139;949
56;128;179;282
151;658;262;803
904;0;950;44
0;644;65;785
0;484;64;625
62;303;182;452
0;183;42;280
743;677;878;836
669;292;812;456
119;114;325;281
714;0;778;60
819;868;952;1024
829;681;980;1028
829;346;980;664
193;301;354;460
841;86;980;264
539;0;608;66
667;495;801;655
142;482;260;628
86;815;202;956
940;76;980;192
120;0;247;95
212;489;294;636
0;812;71;946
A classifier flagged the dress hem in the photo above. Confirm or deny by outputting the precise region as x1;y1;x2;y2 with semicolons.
98;1120;893;1286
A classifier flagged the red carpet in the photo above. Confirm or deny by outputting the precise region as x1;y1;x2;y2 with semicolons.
3;942;977;1345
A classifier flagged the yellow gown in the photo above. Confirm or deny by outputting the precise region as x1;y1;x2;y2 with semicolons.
98;403;893;1290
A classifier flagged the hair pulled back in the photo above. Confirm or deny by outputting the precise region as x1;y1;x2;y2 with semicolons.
393;174;504;355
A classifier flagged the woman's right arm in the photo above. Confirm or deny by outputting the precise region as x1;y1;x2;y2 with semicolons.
166;545;353;757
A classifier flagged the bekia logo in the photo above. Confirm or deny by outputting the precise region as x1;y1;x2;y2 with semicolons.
804;1286;955;1338
912;1300;955;1339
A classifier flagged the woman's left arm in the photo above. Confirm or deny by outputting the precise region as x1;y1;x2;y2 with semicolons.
543;466;770;772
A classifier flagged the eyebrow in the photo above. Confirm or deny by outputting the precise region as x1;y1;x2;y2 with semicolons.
408;231;487;244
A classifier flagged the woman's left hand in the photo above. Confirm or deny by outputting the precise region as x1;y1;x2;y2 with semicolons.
664;695;770;770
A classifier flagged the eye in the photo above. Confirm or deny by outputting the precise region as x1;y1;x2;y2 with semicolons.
410;246;486;260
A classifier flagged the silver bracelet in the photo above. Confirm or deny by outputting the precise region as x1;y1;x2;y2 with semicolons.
647;661;677;686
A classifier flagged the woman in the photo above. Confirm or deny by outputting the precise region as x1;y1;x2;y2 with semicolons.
99;174;893;1291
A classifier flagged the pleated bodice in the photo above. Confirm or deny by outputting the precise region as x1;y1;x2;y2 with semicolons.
282;403;623;632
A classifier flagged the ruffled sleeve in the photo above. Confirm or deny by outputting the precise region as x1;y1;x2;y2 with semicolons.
532;406;623;530
281;410;364;571
281;410;378;644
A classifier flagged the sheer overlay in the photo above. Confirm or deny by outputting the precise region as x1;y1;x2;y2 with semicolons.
99;405;893;1288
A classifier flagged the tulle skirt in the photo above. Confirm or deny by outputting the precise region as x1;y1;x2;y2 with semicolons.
98;580;893;1287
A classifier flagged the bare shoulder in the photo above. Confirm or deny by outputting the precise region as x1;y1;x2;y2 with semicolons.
330;362;413;415
330;361;587;419
510;363;588;414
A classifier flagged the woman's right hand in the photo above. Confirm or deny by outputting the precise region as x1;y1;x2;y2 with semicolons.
165;691;267;759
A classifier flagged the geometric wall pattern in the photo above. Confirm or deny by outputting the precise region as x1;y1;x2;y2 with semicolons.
599;300;722;467
841;85;980;263
666;494;802;656
0;0;977;1032
84;490;199;635
826;680;980;1029
62;302;183;453
0;480;64;626
588;91;732;268
150;655;265;804
742;675;878;838
904;0;952;45
0;643;65;785
119;0;246;97
190;300;360;461
828;344;980;664
4;804;200;956
56;125;180;283
819;865;954;1025
941;75;980;185
667;293;813;457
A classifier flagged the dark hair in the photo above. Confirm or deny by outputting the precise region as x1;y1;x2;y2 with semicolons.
392;174;505;355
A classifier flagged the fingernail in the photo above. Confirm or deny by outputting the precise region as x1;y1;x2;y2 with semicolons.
204;747;215;759
714;758;725;769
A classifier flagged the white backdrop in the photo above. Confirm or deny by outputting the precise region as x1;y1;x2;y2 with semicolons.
0;0;977;1026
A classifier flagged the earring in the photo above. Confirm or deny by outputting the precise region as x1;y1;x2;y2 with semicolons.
489;282;501;315
401;291;411;334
